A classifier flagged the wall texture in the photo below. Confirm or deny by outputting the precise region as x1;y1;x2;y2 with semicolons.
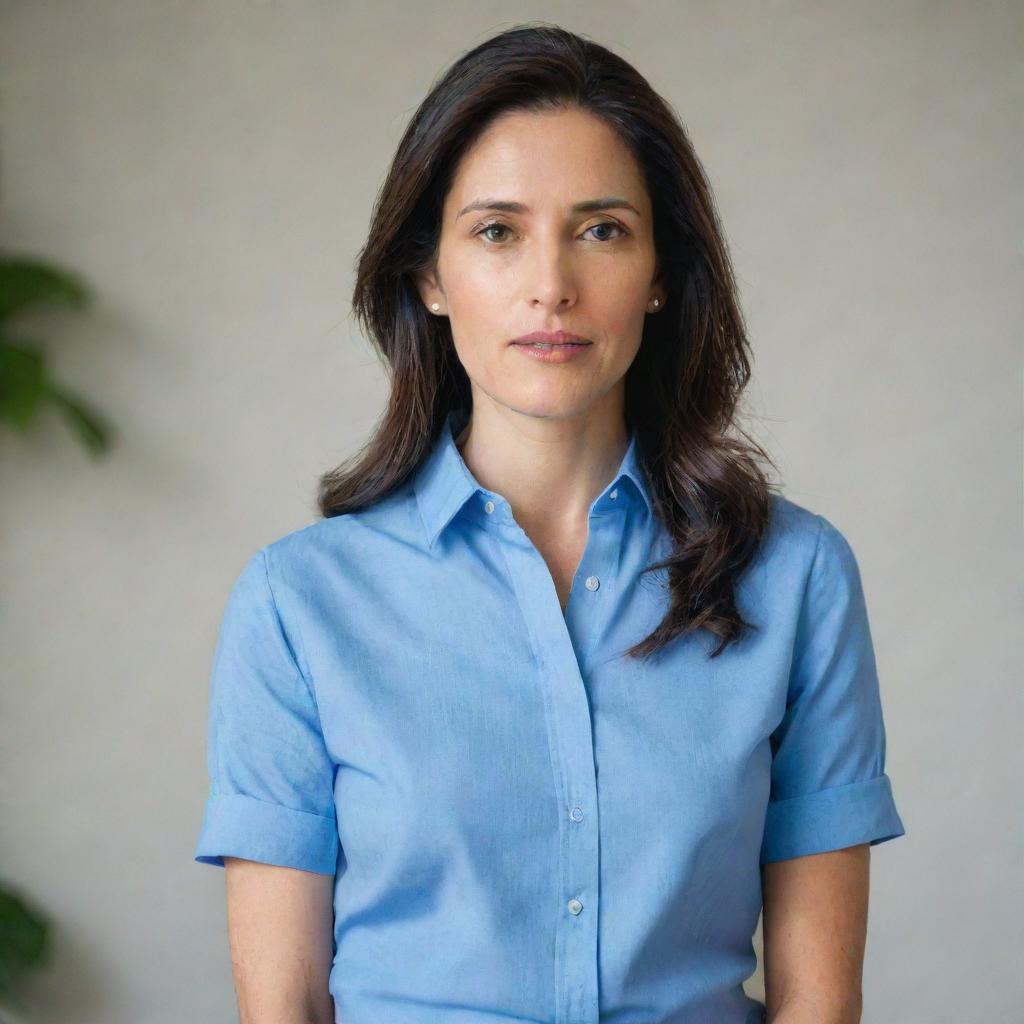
0;2;1019;1021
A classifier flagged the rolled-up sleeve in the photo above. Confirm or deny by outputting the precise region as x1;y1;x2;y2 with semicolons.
760;515;906;864
194;547;340;875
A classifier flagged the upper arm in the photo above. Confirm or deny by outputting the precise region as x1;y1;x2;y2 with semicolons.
224;857;335;1024
761;844;869;1022
758;516;905;1018
193;548;340;1019
760;515;905;866
194;547;340;874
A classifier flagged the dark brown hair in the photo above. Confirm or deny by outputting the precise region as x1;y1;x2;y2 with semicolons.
317;22;779;660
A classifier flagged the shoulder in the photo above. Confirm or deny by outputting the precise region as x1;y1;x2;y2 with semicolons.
759;492;870;618
248;483;420;592
759;492;824;566
744;492;867;615
764;492;860;560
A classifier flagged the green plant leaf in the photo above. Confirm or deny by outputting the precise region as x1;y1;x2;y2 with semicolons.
0;340;46;430
0;337;114;453
0;255;91;324
0;882;52;1005
44;385;113;456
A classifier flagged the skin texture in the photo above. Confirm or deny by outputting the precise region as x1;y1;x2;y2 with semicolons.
223;856;334;1023
761;844;871;1023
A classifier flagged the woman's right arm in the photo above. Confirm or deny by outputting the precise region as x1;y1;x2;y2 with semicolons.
224;857;336;1024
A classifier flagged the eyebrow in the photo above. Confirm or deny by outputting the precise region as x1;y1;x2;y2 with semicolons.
455;196;641;220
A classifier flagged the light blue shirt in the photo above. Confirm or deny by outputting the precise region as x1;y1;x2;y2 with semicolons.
195;404;905;1023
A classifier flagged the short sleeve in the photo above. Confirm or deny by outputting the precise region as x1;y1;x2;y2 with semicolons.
194;548;340;875
760;515;906;864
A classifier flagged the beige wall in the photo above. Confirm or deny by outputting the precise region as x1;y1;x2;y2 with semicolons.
0;2;1019;1021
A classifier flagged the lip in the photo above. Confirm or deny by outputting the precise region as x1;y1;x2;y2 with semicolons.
510;330;593;364
510;330;592;345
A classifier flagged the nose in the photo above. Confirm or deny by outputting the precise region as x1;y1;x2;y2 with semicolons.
525;237;578;311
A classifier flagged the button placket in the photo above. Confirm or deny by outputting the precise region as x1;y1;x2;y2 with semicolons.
494;521;611;1024
565;511;620;680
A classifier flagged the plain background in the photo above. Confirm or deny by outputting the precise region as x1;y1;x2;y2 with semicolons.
0;2;1020;1022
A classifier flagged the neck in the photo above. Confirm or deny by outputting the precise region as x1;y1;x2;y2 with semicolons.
454;393;630;535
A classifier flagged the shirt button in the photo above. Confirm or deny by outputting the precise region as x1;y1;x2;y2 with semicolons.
610;488;618;499
484;500;495;514
569;806;584;822
585;575;600;591
567;898;583;915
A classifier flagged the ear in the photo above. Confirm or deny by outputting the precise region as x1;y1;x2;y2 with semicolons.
650;268;667;310
413;268;444;314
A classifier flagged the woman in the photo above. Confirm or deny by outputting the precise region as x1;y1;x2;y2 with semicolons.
194;23;905;1024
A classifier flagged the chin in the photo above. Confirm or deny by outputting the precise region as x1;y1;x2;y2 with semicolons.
499;391;598;423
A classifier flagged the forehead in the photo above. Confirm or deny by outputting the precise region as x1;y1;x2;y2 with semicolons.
444;107;650;216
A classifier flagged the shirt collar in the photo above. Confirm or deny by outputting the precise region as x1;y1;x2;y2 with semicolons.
413;406;653;549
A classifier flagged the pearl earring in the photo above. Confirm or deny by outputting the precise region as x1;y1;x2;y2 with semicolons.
431;303;440;311
652;299;660;308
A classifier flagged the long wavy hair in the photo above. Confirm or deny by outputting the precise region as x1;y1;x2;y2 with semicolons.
317;22;779;660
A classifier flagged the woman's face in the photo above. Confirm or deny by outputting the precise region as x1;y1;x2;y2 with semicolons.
417;106;665;423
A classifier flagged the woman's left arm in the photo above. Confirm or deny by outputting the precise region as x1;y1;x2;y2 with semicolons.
761;843;870;1024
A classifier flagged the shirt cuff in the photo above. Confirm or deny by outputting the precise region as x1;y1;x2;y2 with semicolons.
194;792;340;875
759;773;906;864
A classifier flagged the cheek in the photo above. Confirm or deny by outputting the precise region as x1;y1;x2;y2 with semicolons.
592;264;651;317
444;251;508;309
449;333;488;379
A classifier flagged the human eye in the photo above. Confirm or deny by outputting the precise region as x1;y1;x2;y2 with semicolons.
583;220;628;242
474;220;514;244
473;218;628;246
